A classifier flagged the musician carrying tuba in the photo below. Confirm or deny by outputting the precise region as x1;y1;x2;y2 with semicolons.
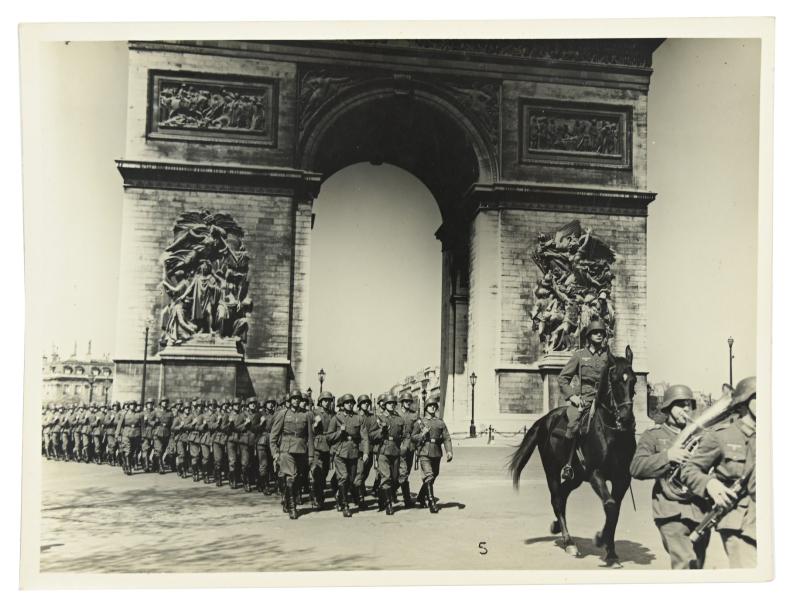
630;384;712;569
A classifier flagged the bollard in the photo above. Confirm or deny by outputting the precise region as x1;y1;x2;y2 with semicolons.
487;425;494;445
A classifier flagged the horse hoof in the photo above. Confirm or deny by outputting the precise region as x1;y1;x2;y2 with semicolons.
565;544;579;557
606;558;623;569
594;532;604;547
550;520;562;534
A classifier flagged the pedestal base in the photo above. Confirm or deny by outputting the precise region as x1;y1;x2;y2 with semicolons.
158;335;243;400
536;351;573;412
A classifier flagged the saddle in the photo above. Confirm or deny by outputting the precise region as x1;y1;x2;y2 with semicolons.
552;401;595;439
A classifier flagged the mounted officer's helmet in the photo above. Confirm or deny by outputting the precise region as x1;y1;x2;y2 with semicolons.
399;392;413;404
730;376;756;408
659;384;696;412
585;320;607;336
318;391;334;405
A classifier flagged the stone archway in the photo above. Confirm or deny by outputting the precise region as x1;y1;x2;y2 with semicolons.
114;39;660;430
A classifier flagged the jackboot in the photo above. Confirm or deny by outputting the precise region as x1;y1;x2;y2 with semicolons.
383;488;395;516
401;482;414;508
427;481;439;514
228;470;236;488
341;481;352;518
416;484;428;508
287;479;299;520
243;470;251;492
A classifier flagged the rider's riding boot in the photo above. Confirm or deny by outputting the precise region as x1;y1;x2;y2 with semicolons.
561;438;578;482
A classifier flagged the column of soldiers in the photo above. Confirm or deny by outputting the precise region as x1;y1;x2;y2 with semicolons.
41;389;453;521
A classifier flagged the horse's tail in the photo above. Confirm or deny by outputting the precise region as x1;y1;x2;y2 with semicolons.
508;416;545;490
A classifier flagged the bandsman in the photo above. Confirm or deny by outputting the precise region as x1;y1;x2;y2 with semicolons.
411;397;453;513
630;384;711;569
270;389;315;519
682;377;757;568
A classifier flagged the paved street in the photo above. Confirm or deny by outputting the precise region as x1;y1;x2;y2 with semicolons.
40;446;728;572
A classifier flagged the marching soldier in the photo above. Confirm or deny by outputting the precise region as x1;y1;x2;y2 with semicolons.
398;392;420;508
188;401;206;482
78;405;91;463
140;399;156;472
226;399;242;488
630;384;711;569
370;394;408;515
256;398;277;495
115;400;143;475
91;404;105;464
309;391;334;509
104;402;120;466
270;389;315;519
682;376;757;568
153;398;173;474
172;402;190;478
411;397;453;513
354;394;376;508
556;319;610;481
237;398;258;492
51;405;65;460
325;393;367;518
211;400;229;486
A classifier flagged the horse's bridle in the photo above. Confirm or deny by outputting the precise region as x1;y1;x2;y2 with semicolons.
598;362;634;432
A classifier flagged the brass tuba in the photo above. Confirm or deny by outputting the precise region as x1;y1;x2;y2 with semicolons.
659;394;739;501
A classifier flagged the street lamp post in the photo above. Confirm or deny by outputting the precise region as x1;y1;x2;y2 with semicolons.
421;388;427;418
469;372;477;438
318;368;326;395
728;336;734;387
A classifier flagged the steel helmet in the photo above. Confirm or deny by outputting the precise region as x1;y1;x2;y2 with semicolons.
377;393;387;405
425;397;439;409
730;376;756;407
585;320;607;336
659;384;696;412
399;392;413;403
289;389;303;400
384;394;397;405
357;394;371;406
318;391;334;405
340;393;356;405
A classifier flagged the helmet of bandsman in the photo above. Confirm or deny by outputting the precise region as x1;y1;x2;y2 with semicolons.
730;376;756;408
659;384;696;412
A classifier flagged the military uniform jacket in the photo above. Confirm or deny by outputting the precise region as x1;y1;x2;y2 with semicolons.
629;424;707;522
311;407;333;452
142;410;157;439
370;413;407;457
104;412;118;435
207;413;226;444
401;410;420;453
91;413;104;436
225;412;240;443
325;412;367;459
116;411;143;439
412;416;453;458
153;409;173;438
80;413;92;434
51;414;63;433
198;414;214;445
361;413;377;454
255;412;273;446
270;408;315;458
557;346;610;404
234;412;255;445
170;414;187;440
681;419;756;537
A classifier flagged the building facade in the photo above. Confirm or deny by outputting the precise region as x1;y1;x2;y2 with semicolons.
42;344;114;406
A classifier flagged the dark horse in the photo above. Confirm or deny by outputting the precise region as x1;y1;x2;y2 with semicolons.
509;346;637;567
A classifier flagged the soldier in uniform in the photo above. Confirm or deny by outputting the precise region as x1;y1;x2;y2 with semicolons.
370;394;408;514
309;391;334;509
270;389;315;519
152;398;171;474
630;384;711;569
556;319;610;481
140;399;156;472
411;397;453;513
237;398;258;492
172;403;190;478
354;394;376;508
91;404;105;464
682;376;757;569
78;405;91;463
104;402;120;466
226;399;242;488
115;400;143;475
256;397;277;495
398;392;421;508
50;405;64;460
325;393;367;518
211;400;229;486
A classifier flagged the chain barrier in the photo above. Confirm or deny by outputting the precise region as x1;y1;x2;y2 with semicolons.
449;425;530;444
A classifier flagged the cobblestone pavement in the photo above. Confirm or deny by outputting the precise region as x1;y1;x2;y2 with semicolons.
39;447;728;572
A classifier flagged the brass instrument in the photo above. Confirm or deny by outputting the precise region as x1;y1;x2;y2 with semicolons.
689;477;746;543
659;394;738;501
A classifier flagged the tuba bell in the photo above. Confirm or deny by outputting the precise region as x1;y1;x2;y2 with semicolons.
659;393;740;501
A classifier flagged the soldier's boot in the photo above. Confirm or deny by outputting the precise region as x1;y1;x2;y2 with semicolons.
341;481;352;518
401;482;414;508
207;463;214;484
243;470;251;493
377;485;386;511
383;488;395;516
287;479;299;520
391;484;398;505
427;481;439;514
215;466;222;487
124;456;133;476
560;437;578;482
228;468;236;488
330;474;338;496
371;477;380;498
309;480;320;510
416;483;428;508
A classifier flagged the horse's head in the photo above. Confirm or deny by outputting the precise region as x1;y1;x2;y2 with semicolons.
600;345;636;431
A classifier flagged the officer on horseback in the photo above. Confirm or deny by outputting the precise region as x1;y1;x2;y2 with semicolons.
556;319;610;481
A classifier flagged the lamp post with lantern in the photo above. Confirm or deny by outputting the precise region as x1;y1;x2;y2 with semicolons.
727;336;734;387
469;371;477;438
318;368;326;395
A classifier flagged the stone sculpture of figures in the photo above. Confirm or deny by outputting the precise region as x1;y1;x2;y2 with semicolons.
158;210;253;349
159;83;266;132
530;220;616;354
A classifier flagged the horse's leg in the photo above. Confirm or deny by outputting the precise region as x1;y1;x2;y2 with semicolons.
602;475;631;568
546;468;580;556
587;471;624;567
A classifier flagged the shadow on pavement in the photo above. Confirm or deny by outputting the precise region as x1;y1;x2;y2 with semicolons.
523;535;657;566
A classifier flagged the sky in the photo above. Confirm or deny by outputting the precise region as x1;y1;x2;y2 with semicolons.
27;38;761;396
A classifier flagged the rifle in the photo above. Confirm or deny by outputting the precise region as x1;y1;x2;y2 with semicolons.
689;478;747;543
413;418;426;470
